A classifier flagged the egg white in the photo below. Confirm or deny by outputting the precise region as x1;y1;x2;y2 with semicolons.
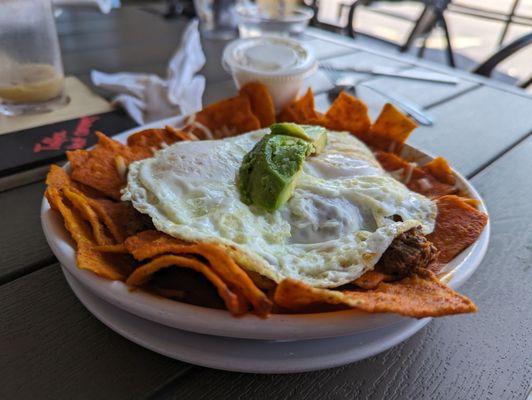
122;129;436;288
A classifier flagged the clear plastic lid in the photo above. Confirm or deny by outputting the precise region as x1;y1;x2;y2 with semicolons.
222;36;316;78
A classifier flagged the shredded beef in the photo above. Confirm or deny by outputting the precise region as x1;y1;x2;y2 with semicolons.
376;227;438;277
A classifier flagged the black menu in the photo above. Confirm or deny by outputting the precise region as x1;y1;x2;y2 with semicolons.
0;110;138;178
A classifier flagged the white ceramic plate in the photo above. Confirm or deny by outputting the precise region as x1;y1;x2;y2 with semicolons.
41;117;490;341
63;266;431;373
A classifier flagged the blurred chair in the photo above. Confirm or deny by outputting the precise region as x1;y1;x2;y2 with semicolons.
338;0;455;66
473;32;532;89
399;0;454;66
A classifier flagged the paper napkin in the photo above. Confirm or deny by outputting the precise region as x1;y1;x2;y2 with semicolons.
91;19;206;124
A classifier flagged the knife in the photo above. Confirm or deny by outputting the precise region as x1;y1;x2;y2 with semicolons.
361;82;434;126
320;63;459;85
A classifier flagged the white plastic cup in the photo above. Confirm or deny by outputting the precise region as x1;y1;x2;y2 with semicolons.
222;37;317;112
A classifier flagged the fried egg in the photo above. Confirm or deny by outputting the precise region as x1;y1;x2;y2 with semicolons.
122;129;436;288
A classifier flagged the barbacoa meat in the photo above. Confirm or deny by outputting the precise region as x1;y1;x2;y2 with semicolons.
377;227;438;277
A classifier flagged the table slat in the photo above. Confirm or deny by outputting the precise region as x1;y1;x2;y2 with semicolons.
0;182;55;284
56;8;152;36
408;86;532;177
59;17;187;54
303;38;355;60
62;42;180;77
0;264;191;400
360;65;478;108
153;137;532;400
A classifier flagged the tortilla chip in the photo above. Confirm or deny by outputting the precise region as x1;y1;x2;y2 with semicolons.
275;279;362;310
274;270;476;317
375;151;457;198
63;187;113;246
421;157;455;186
46;187;90;241
276;108;296;124
239;82;276;128
165;125;195;141
47;164;142;246
46;164;73;191
462;198;481;207
353;270;396;290
304;110;326;126
127;128;176;148
126;254;246;315
368;103;417;153
125;230;186;257
277;88;319;124
150;287;186;299
427;195;488;267
67;132;143;200
94;244;128;253
87;198;147;243
148;267;229;309
321;91;371;137
46;164;107;200
46;187;130;280
124;230;272;316
410;177;457;198
187;95;260;140
77;240;133;281
375;150;410;172
247;270;277;291
126;126;191;158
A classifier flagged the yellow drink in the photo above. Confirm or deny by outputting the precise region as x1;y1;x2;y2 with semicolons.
0;63;64;104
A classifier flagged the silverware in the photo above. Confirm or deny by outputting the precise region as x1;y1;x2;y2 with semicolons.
320;65;434;126
361;82;434;126
320;62;458;84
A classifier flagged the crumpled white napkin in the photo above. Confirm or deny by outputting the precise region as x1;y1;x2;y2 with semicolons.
91;19;206;124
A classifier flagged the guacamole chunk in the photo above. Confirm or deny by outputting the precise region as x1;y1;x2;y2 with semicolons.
239;134;312;211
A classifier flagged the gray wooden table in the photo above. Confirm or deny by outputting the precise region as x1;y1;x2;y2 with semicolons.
1;6;531;400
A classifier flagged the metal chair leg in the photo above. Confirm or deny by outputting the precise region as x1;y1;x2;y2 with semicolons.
418;35;429;58
439;10;456;67
344;0;374;39
499;0;520;46
519;76;531;89
308;0;320;26
346;3;355;38
400;6;436;53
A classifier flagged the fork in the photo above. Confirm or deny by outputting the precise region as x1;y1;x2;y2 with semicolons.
320;63;348;99
320;64;434;126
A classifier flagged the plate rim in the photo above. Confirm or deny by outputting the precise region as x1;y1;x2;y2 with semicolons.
40;116;490;340
63;266;432;374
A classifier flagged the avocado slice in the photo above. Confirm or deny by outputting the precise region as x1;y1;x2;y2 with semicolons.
301;125;328;155
239;134;312;211
269;123;328;155
270;123;308;140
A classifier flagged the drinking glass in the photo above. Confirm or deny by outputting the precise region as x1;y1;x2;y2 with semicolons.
236;0;314;38
193;0;239;39
0;0;67;116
